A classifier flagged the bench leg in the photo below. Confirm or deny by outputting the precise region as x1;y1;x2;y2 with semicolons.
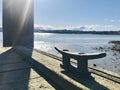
61;55;71;68
77;59;90;76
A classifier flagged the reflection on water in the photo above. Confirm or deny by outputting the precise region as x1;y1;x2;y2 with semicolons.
34;41;52;52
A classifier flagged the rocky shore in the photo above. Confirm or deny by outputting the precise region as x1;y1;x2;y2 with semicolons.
94;40;120;52
109;41;120;52
92;40;120;74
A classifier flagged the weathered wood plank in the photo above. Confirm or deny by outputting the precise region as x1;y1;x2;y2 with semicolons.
29;69;56;90
28;77;56;90
0;62;30;73
0;82;29;90
0;48;24;65
14;47;88;90
0;69;55;90
0;47;56;90
1;47;119;90
14;46;120;90
0;68;30;84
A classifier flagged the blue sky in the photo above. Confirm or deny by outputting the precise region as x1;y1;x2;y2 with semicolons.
0;0;120;31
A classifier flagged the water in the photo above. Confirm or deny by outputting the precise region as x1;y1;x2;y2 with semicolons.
34;33;120;53
34;33;120;74
0;32;120;74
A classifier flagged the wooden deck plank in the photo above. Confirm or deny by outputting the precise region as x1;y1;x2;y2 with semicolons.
28;69;56;90
0;68;30;84
0;62;30;73
14;46;120;90
1;47;119;90
0;48;25;65
0;47;55;90
0;82;29;90
0;69;56;90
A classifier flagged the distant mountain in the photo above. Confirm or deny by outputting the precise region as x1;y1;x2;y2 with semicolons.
1;28;120;35
34;28;40;32
34;28;120;35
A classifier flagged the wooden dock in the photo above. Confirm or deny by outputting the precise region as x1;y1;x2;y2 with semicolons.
0;47;55;90
0;47;120;90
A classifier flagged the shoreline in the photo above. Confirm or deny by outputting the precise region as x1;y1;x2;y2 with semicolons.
1;30;120;35
94;40;120;74
35;31;120;35
96;40;120;52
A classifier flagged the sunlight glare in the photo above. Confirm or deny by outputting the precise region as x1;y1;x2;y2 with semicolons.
20;0;32;30
13;0;33;45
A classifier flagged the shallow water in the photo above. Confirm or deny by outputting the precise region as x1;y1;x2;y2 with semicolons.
34;33;120;74
0;32;120;74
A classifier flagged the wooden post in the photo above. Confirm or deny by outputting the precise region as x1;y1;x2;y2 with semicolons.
62;55;71;67
77;59;90;75
3;0;34;47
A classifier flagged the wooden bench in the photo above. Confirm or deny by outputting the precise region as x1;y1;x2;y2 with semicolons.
55;47;106;76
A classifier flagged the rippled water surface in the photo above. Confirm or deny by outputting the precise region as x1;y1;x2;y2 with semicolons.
34;33;120;74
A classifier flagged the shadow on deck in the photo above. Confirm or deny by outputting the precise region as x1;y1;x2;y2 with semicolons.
0;48;31;89
61;70;109;90
0;47;119;90
0;47;59;90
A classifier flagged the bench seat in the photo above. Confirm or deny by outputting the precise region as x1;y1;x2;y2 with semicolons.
55;47;106;77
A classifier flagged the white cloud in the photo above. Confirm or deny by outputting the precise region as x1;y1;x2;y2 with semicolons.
110;20;115;22
34;24;56;30
34;24;120;31
104;18;120;23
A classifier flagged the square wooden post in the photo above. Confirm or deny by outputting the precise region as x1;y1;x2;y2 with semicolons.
3;0;34;47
